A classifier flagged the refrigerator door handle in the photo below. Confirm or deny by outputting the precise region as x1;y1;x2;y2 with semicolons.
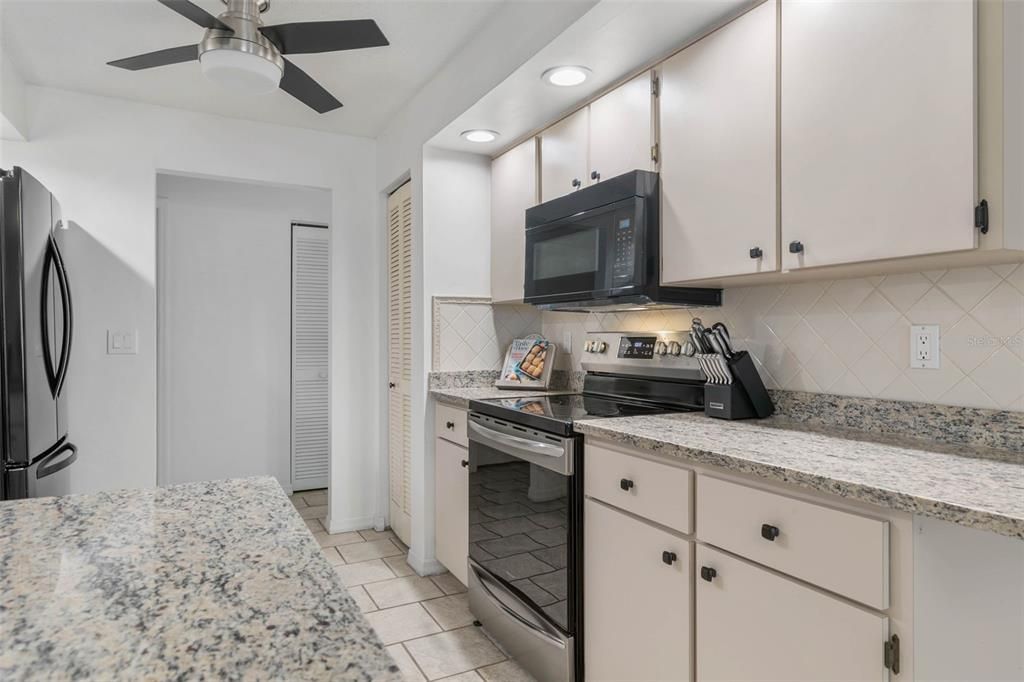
39;236;59;397
36;440;77;480
51;235;73;397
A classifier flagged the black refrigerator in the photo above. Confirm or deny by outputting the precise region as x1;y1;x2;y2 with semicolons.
1;167;78;500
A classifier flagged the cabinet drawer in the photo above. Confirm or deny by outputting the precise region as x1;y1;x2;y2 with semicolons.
586;499;692;681
436;403;468;447
697;475;889;609
585;442;692;534
696;544;889;681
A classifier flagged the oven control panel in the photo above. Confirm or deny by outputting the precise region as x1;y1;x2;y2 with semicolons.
581;331;702;379
617;336;656;359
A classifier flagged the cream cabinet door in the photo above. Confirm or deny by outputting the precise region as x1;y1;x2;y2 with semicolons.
781;0;976;269
660;0;777;284
585;498;692;681
540;107;589;202
490;138;537;303
435;437;468;586
696;545;890;681
588;71;654;184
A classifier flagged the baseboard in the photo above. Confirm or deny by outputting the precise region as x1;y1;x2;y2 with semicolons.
407;547;446;577
325;515;377;534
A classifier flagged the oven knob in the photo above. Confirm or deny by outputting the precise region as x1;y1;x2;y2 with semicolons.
583;341;593;353
596;341;608;353
668;341;682;356
655;341;668;356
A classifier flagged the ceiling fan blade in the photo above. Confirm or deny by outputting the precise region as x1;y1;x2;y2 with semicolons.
107;44;199;71
260;19;388;55
156;0;233;32
280;59;343;114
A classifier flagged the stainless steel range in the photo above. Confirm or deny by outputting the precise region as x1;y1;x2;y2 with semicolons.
466;331;705;682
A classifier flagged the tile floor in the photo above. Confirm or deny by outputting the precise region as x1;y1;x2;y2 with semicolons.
290;489;537;682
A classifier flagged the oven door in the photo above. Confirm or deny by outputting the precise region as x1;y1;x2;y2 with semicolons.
524;196;646;306
467;413;581;681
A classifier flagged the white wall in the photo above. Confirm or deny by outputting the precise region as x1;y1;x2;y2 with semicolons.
0;44;28;140
157;174;330;489
0;86;379;532
373;0;597;572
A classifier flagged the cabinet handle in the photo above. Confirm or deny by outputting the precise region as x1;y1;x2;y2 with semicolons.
661;551;677;565
619;478;634;491
446;421;455;429
571;178;581;189
590;170;601;182
700;566;717;582
788;241;804;254
761;523;780;541
749;247;763;259
460;459;469;468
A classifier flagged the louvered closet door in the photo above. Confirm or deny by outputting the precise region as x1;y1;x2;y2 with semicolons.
291;225;330;491
387;182;413;545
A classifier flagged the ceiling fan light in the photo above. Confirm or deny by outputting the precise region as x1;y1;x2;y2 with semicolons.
199;49;282;94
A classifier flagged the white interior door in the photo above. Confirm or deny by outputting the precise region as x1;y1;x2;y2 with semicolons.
291;224;330;491
387;182;413;545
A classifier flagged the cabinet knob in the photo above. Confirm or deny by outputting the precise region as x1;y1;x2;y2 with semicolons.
749;247;763;259
788;241;804;254
760;523;780;541
619;478;634;491
700;566;717;582
661;551;677;565
460;459;469;468
571;178;581;189
446;421;455;429
590;170;601;181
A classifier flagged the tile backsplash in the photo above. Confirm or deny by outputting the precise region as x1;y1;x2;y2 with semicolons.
540;264;1024;412
433;297;542;371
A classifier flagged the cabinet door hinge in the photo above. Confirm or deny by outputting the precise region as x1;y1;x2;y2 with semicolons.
651;76;660;97
651;143;660;164
883;634;900;675
975;199;989;234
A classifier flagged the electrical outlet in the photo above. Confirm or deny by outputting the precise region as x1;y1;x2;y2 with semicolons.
910;324;939;369
107;329;138;355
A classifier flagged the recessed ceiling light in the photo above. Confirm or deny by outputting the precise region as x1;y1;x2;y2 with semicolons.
461;129;499;143
542;66;591;87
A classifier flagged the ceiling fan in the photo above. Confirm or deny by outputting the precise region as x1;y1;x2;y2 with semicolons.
107;0;389;114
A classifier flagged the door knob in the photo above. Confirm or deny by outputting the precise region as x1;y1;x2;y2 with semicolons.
446;421;455;429
571;178;581;189
700;566;717;582
460;460;469;468
662;551;677;565
749;247;763;259
760;523;780;541
388;382;396;388
788;241;804;254
590;170;601;181
619;478;634;491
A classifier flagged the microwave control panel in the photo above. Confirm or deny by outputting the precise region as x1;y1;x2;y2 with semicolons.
612;218;636;284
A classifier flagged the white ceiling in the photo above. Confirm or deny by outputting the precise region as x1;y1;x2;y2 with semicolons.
429;0;753;155
0;0;507;138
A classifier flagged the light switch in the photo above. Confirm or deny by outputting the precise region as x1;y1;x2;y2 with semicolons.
107;329;138;355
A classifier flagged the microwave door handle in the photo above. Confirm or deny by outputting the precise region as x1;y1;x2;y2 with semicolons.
51;236;73;396
468;421;564;458
39;238;59;397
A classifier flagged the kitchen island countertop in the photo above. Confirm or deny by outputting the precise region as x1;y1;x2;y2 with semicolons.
0;476;401;681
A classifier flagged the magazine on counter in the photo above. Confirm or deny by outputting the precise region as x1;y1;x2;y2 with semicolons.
495;336;557;389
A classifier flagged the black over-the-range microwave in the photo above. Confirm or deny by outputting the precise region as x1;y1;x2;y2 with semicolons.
523;170;721;312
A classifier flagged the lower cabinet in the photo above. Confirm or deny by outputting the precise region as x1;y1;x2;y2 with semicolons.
584;498;693;681
695;544;890;681
434;437;468;585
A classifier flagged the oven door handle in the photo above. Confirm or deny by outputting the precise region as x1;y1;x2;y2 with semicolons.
468;421;565;459
469;561;566;648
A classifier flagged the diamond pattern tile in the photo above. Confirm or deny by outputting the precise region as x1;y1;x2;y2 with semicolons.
435;301;541;371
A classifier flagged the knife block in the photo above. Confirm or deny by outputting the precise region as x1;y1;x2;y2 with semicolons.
704;351;774;420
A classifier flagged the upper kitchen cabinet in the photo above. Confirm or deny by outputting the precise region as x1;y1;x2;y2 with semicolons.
588;72;656;184
780;0;977;270
540;107;590;202
490;137;538;304
660;0;777;285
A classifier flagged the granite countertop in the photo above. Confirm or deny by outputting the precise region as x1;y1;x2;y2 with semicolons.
575;413;1024;540
0;477;401;681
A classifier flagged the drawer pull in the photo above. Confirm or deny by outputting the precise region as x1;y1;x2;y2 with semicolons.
446;421;455;429
661;551;677;566
460;459;469;468
700;566;717;582
619;478;634;491
761;523;780;541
